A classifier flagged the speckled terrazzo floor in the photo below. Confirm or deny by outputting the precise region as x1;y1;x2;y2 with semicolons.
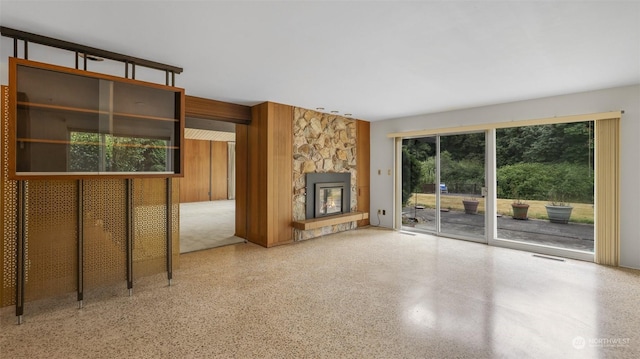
1;228;639;358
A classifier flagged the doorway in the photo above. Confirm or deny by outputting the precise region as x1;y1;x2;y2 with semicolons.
179;125;243;253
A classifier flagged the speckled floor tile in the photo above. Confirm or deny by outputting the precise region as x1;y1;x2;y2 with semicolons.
1;228;639;358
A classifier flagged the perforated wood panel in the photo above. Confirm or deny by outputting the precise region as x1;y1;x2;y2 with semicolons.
23;180;77;301
1;85;17;307
172;178;180;269
83;179;127;289
133;178;167;278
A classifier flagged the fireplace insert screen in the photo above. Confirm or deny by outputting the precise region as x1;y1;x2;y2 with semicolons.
315;182;344;217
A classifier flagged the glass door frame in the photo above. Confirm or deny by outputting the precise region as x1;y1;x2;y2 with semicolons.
394;128;594;262
398;130;489;244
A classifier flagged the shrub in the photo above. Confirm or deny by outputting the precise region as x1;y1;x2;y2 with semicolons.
497;162;593;203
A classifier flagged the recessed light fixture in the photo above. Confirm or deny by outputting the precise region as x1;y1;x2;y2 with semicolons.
344;113;353;117
331;111;339;114
316;107;325;111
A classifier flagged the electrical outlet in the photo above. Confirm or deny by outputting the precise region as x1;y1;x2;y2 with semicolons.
382;209;386;215
377;209;381;214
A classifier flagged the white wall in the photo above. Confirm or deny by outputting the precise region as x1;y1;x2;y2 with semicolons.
370;85;640;269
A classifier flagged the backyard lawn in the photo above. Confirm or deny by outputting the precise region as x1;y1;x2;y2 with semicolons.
408;193;594;224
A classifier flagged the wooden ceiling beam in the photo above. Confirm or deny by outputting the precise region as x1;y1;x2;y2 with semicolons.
185;95;251;125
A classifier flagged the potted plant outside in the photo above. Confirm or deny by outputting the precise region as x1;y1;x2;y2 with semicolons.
511;198;529;220
545;189;573;224
510;189;529;220
462;197;479;215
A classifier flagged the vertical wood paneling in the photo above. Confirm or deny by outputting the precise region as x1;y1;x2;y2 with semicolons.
245;102;293;247
179;139;211;203
211;141;229;200
356;120;371;226
235;125;248;239
595;118;620;266
246;103;268;246
268;103;293;246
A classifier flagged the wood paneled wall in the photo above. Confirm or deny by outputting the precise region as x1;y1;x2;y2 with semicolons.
356;120;371;226
180;139;211;203
241;102;293;247
185;95;251;124
235;125;248;239
211;141;228;200
268;103;294;246
179;138;230;203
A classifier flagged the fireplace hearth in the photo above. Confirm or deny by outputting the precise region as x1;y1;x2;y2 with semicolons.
305;173;351;220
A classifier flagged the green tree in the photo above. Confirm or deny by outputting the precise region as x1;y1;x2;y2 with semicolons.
402;144;424;206
497;122;593;166
70;132;167;172
69;132;100;171
440;132;485;162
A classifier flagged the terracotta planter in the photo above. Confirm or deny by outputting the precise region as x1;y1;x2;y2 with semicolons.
545;205;573;224
511;203;529;220
462;200;479;215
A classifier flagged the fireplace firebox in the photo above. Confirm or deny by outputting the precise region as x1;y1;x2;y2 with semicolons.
305;173;351;220
315;182;344;217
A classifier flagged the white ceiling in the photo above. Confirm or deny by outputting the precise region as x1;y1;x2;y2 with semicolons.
1;1;639;121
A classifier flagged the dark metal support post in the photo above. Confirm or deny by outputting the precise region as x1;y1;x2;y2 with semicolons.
1;26;183;74
165;70;169;86
23;40;28;59
16;181;26;324
83;53;87;71
75;51;79;69
132;63;135;80
125;61;129;78
171;72;175;87
13;38;17;57
126;179;133;296
77;180;84;308
166;178;172;286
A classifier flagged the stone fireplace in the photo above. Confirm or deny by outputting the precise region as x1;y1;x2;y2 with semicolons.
293;108;357;241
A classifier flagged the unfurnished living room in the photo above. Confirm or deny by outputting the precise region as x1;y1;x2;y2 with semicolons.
1;1;639;358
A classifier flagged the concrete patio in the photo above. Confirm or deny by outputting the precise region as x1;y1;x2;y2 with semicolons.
403;207;594;252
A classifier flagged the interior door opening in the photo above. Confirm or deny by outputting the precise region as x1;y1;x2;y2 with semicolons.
179;123;242;253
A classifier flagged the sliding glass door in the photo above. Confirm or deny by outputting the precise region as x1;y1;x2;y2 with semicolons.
439;133;486;241
402;137;437;232
401;132;486;242
395;112;621;263
494;122;594;254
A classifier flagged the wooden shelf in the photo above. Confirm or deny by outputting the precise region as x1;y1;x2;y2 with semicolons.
17;102;178;123
113;112;178;122
17;138;178;150
292;212;369;230
18;101;106;115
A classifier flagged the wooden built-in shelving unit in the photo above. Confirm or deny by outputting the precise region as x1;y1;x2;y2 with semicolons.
9;57;185;179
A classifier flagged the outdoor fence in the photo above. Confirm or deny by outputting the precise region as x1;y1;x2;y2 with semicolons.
418;182;483;196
